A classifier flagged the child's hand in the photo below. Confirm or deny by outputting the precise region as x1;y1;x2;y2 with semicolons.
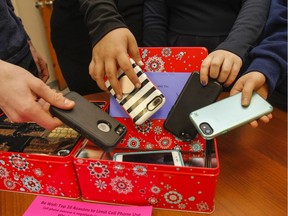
230;71;272;127
200;50;242;86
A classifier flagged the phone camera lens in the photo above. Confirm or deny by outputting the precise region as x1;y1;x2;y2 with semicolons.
200;123;213;135
97;121;111;132
115;125;126;135
147;96;163;111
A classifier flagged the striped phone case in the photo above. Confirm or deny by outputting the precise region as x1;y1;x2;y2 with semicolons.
105;59;165;125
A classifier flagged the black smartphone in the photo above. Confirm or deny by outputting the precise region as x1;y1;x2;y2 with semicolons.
164;72;223;141
49;91;127;152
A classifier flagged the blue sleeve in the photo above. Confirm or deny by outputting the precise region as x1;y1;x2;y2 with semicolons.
143;0;169;46
243;0;287;96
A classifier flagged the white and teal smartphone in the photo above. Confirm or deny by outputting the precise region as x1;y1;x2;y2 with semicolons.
113;150;184;166
189;92;273;140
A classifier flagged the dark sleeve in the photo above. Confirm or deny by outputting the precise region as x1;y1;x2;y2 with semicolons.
78;0;127;47
6;0;30;40
143;0;169;46
216;0;271;62
242;0;287;96
117;0;144;46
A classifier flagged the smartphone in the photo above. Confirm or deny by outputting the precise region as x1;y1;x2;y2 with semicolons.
49;91;127;152
113;150;184;166
105;58;165;125
164;72;223;141
189;92;273;139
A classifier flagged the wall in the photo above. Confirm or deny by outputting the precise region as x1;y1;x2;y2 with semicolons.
12;0;56;84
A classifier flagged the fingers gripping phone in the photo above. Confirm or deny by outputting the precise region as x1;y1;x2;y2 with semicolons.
105;58;166;125
113;150;184;166
49;91;127;152
164;72;223;141
189;92;273;140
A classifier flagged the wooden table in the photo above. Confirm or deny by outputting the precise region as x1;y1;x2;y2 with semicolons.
0;93;287;216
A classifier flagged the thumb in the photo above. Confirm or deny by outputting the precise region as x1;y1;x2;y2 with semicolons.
31;81;75;109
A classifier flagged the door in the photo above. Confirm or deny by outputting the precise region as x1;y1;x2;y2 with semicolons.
35;0;67;90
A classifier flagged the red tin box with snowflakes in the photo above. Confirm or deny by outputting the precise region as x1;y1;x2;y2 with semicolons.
74;139;219;213
74;47;220;213
139;46;207;72
0;100;108;198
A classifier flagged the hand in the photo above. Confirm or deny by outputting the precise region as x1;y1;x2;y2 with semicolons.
200;50;242;86
28;40;49;82
88;28;143;100
230;71;272;127
0;60;75;130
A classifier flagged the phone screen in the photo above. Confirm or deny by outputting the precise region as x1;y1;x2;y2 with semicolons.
114;150;183;166
123;152;174;165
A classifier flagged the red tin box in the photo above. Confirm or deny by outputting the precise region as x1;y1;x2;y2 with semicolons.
139;46;208;72
74;47;220;213
0;100;108;199
74;139;219;213
0;112;83;198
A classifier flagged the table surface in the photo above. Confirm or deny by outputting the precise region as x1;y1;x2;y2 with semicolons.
0;92;287;216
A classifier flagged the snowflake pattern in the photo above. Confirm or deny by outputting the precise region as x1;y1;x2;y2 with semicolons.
151;186;161;194
161;48;172;57
33;168;44;177
9;154;29;171
144;56;165;72
95;179;107;191
190;142;203;152
197;201;209;211
145;143;154;149
113;164;125;173
3;178;16;190
178;203;186;209
46;186;58;195
22;176;41;192
164;191;183;204
127;137;141;149
153;126;162;135
135;120;153;134
88;161;110;179
110;176;133;194
0;166;9;179
133;165;147;176
155;136;173;149
148;196;159;205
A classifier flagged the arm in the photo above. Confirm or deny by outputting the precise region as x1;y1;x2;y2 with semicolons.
143;0;169;46
237;0;287;97
200;0;271;86
28;40;49;82
7;0;49;82
0;60;75;130
78;0;142;99
230;0;287;127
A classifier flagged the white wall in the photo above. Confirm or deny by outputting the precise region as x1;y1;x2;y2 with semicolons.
12;0;56;83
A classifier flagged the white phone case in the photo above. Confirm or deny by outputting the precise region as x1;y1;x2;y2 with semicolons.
189;92;273;139
105;59;165;125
